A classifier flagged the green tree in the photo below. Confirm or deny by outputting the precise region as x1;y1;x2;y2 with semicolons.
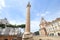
34;31;39;35
7;24;25;28
17;24;25;28
0;24;5;28
7;24;18;28
0;23;25;29
17;24;25;33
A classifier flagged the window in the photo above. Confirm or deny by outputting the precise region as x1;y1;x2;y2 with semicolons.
50;33;54;36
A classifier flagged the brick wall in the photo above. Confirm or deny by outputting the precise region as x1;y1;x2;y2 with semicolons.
0;35;22;40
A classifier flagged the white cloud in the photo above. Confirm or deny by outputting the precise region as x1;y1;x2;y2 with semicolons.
0;6;2;9
9;20;25;25
45;11;49;13
0;11;1;13
0;0;5;9
41;14;45;17
9;20;17;25
40;11;50;17
31;21;40;32
36;11;50;17
36;13;40;16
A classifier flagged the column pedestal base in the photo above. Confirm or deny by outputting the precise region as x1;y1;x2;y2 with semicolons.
22;33;33;40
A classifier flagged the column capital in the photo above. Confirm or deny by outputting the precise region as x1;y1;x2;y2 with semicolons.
27;2;31;7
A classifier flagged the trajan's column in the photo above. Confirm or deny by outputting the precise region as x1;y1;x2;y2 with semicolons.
24;2;31;34
22;2;33;40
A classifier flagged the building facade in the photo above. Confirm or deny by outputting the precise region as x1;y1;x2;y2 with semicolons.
0;18;9;25
0;18;22;40
39;17;47;36
39;17;60;36
0;27;22;40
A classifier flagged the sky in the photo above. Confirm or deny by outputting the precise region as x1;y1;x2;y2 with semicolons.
0;0;60;32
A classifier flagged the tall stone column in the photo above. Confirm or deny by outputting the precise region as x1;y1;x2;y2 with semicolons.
24;2;31;34
22;2;33;40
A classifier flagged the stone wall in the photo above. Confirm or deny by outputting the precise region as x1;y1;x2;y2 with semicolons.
0;35;22;40
33;36;60;40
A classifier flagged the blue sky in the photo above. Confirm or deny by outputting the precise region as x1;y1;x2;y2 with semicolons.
0;0;60;32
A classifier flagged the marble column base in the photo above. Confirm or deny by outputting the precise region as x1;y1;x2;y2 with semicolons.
22;33;33;40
